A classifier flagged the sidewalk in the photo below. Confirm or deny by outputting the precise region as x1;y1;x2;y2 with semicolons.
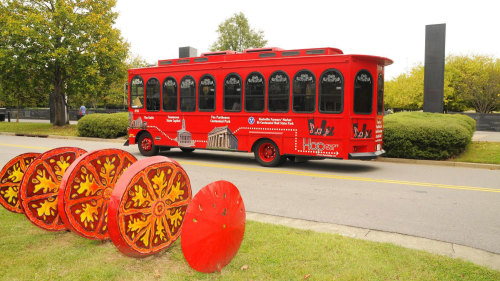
473;131;500;142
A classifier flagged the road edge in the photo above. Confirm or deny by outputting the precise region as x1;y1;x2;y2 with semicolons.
247;212;500;271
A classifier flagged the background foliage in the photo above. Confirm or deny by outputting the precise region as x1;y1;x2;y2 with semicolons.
210;12;267;53
385;55;500;113
77;112;128;138
383;112;475;160
0;0;129;125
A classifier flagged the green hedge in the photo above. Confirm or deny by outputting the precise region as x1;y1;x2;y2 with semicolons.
383;112;476;160
77;112;128;138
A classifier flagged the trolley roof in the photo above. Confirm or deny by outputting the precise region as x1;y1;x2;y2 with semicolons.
129;47;393;73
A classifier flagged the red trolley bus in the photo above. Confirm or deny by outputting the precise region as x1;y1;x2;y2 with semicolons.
126;47;392;166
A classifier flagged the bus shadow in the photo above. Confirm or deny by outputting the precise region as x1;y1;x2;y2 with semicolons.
157;150;379;174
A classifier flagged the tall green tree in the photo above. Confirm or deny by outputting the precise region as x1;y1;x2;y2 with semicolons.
210;12;267;52
0;0;129;125
447;55;500;113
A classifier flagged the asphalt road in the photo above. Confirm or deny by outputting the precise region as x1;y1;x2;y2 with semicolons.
1;135;499;254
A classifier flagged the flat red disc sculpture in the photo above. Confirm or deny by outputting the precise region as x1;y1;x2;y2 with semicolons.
108;156;192;257
0;153;40;213
181;180;246;273
19;147;87;231
58;149;137;240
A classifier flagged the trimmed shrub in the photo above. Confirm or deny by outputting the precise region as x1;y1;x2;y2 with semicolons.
383;112;476;160
77;112;128;138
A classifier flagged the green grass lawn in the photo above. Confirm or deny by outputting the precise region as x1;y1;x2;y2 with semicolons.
0;208;498;281
0;122;77;136
449;141;500;164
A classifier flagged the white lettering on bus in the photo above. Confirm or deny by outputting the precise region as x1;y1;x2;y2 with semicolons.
303;138;339;152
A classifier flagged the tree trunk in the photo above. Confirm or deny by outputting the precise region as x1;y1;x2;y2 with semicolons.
53;65;66;126
16;98;19;123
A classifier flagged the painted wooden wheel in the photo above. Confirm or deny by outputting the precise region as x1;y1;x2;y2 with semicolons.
58;149;137;240
181;180;245;273
108;156;192;257
19;147;87;231
0;153;40;213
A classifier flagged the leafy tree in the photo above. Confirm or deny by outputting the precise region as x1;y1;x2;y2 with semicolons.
384;65;425;110
210;12;267;52
384;55;500;112
447;55;500;113
0;0;129;125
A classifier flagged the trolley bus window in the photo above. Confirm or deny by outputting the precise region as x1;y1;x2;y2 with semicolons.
130;76;144;109
146;78;161;111
245;72;265;112
268;71;290;112
377;73;384;115
319;69;343;113
353;70;373;114
292;70;316;113
224;73;242;112
180;76;196;112
198;74;216;111
162;77;177;112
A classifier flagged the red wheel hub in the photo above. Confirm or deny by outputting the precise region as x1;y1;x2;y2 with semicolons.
0;153;40;213
181;180;246;273
141;137;153;152
108;156;192;257
259;142;276;162
58;149;137;240
19;147;87;231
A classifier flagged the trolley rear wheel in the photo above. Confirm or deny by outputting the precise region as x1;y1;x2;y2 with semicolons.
180;148;195;153
254;139;284;167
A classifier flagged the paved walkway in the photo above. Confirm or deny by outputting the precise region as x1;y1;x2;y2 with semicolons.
473;131;500;142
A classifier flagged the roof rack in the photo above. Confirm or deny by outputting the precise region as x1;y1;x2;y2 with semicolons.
243;47;283;53
201;50;238;57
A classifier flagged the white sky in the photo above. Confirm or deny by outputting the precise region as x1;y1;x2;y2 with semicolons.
115;0;500;80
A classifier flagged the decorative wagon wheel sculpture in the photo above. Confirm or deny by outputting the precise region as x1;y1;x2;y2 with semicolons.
181;180;246;273
108;156;192;257
0;153;40;213
19;147;87;231
58;149;137;240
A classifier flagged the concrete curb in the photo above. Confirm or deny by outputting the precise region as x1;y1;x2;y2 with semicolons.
247;212;500;271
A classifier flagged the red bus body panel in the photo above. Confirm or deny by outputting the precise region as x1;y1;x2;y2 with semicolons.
128;47;392;161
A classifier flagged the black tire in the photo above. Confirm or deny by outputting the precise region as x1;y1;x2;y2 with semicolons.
254;139;285;167
180;148;195;153
137;132;159;156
